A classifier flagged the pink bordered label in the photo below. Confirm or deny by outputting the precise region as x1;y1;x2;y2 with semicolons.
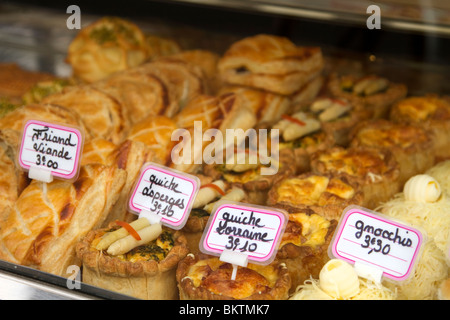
18;120;83;180
330;206;424;282
128;163;200;230
200;202;288;265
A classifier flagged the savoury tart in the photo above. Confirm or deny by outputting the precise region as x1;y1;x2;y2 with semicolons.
389;95;450;161
267;172;363;220
328;73;407;119
277;211;337;293
176;253;291;300
350;119;435;184
76;223;189;300
310;146;400;209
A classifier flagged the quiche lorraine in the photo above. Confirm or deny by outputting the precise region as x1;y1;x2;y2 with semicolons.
310;146;400;209
176;253;291;300
267;172;363;220
389;95;450;161
277;211;337;293
350;119;435;185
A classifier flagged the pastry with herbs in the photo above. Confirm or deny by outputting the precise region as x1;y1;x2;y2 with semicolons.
66;17;149;83
76;219;189;300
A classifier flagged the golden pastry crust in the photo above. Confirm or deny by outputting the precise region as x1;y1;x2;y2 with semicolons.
176;253;291;300
0;143;20;223
126;115;178;166
267;172;364;220
67;17;149;83
278;128;336;174
0;163;127;277
138;59;206;117
81;138;118;166
328;73;407;119
310;146;400;209
218;34;324;95
93;68;170;123
218;85;291;126
76;223;189;300
104;139;156;224
389;95;450;161
350;119;435;184
0;103;89;149
42;85;127;144
277;212;337;293
145;34;181;60
0;63;56;104
163;50;221;94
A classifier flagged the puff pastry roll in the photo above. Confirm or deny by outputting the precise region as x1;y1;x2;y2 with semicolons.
310;146;401;209
145;34;181;60
81;138;118;166
137;58;206;117
66;17;149;83
93;69;171;124
126;115;178;166
0;142;21;223
104;139;156;224
42;85;127;144
0;103;89;149
350;119;435;185
0;163;127;277
328;73;407;119
163;50;221;94
219;85;291;126
389;95;450;161
218;34;324;95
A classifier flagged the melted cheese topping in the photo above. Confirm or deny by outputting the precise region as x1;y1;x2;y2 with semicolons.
394;96;447;121
317;149;388;178
184;257;280;299
281;213;330;248
275;175;355;206
355;124;428;149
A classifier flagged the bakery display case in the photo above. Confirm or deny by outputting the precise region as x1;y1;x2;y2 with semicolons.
0;0;449;301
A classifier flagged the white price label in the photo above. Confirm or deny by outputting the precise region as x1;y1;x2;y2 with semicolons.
128;163;199;229
19;120;83;180
200;203;288;265
330;206;424;282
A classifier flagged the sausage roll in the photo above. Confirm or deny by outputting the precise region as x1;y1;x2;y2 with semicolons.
0;163;127;277
42;85;127;144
